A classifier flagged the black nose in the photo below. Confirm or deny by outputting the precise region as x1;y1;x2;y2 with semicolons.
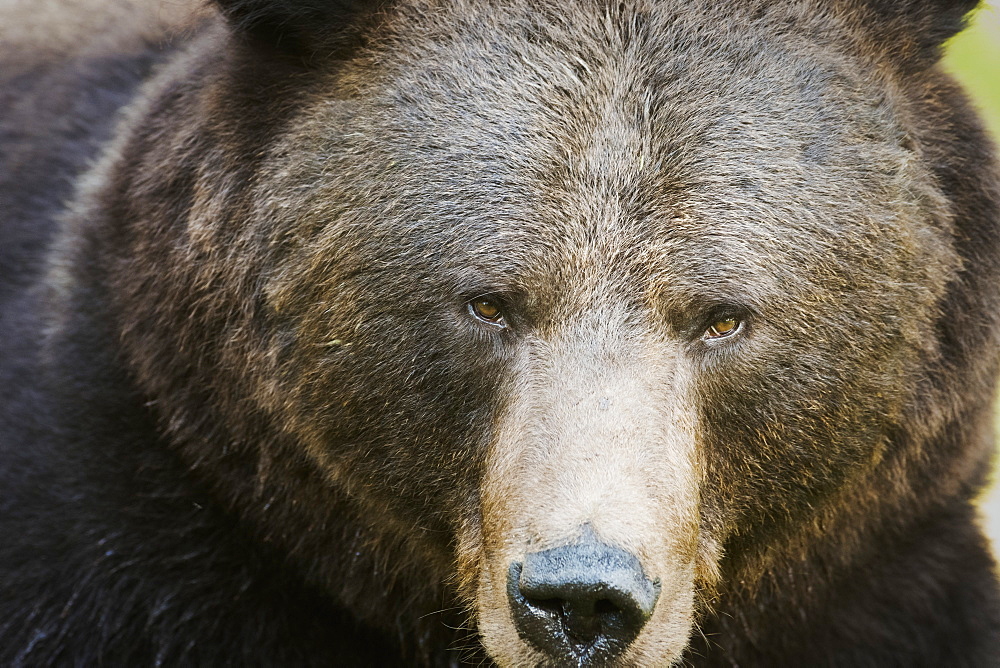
507;529;660;664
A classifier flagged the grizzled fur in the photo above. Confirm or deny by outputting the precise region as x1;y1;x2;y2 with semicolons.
1;0;1000;665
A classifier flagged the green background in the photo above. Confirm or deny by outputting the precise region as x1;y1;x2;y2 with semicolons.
946;2;1000;142
944;2;1000;544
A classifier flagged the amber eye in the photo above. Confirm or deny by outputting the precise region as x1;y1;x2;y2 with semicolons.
469;297;504;324
704;317;741;340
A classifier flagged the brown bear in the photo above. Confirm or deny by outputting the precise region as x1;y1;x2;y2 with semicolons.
1;0;999;665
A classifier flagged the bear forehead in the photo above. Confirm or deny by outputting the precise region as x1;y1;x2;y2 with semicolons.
335;0;906;180
256;0;944;309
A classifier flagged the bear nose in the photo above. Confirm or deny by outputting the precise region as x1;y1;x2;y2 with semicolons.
507;530;660;664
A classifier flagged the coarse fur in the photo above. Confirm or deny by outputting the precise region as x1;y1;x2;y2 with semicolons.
1;0;999;665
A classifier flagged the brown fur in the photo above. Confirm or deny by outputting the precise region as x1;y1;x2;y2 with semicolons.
1;0;999;665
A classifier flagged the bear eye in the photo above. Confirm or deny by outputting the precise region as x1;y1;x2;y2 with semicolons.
469;297;505;325
704;317;741;340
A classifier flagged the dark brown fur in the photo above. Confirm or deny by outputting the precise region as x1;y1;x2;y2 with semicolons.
1;0;998;665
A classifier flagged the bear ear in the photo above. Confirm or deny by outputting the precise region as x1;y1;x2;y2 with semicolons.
212;0;387;58
850;0;980;61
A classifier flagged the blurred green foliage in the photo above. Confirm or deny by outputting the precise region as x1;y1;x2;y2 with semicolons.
948;4;1000;511
945;2;1000;141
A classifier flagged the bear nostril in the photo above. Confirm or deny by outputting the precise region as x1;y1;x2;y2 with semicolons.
529;597;564;616
523;596;612;645
523;592;633;647
507;530;660;664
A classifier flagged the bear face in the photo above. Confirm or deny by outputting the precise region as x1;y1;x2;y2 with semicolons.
3;0;999;665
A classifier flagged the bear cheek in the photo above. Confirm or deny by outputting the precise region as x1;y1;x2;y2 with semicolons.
469;338;707;665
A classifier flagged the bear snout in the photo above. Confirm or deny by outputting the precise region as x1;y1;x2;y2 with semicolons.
506;528;660;664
